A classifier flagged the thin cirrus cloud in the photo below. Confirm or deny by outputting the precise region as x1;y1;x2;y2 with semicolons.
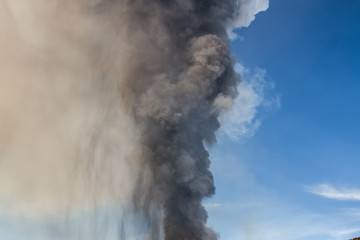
305;184;360;201
206;191;360;240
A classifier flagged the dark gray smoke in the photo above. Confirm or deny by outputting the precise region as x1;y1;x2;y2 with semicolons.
107;1;238;239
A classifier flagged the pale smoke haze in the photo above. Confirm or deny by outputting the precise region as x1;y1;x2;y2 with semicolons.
0;0;268;239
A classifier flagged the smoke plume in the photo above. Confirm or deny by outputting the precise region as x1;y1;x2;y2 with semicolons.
0;0;268;239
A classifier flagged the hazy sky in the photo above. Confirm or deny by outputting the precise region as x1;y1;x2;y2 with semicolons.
207;0;360;239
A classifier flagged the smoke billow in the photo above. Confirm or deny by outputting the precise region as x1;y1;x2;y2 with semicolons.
0;0;268;239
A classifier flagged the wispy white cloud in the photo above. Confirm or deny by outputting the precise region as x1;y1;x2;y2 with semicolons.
229;0;269;39
233;0;269;28
219;63;279;140
207;162;360;240
208;197;360;240
329;227;360;239
305;184;360;201
254;214;360;240
203;202;224;209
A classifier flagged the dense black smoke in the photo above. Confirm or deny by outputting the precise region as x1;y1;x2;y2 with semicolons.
106;1;239;239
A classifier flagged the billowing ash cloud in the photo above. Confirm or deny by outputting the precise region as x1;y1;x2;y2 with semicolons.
0;0;268;239
114;1;262;239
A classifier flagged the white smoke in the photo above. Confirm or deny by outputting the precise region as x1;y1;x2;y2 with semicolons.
234;0;269;28
229;0;269;39
220;63;279;140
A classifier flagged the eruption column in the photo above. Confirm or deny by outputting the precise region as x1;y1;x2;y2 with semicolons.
112;1;239;239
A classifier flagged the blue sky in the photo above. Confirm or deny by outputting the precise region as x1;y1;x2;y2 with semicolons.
206;0;360;239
